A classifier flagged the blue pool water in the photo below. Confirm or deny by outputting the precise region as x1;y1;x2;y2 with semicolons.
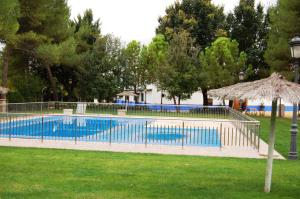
147;133;183;140
0;116;220;147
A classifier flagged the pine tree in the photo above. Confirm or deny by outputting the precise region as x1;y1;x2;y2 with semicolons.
0;0;19;89
227;0;270;79
14;0;72;100
265;0;300;79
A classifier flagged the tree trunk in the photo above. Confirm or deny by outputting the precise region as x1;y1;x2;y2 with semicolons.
134;85;137;103
1;47;10;101
2;47;9;88
173;96;177;105
264;99;278;193
46;65;58;101
202;88;208;106
177;95;181;113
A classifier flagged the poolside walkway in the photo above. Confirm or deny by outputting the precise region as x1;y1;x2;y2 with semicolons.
0;138;284;159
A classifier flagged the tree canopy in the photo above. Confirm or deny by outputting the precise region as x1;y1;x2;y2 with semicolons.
0;0;297;105
227;0;270;79
200;37;248;90
265;0;300;79
157;31;200;105
157;0;225;49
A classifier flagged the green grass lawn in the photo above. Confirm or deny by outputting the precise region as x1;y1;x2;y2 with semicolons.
255;116;300;158
0;116;299;198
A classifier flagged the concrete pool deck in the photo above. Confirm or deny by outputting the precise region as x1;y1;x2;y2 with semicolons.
0;138;284;159
0;113;284;159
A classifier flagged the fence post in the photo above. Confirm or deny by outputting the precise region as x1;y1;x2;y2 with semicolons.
41;116;44;143
9;116;11;141
257;124;261;152
109;119;112;146
145;121;148;147
75;118;77;144
182;122;184;149
219;123;222;150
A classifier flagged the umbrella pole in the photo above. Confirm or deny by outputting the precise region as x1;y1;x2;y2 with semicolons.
264;99;278;193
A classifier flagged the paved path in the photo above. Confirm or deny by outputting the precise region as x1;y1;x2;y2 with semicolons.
0;138;284;159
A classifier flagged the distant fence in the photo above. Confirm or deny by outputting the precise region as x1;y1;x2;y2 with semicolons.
0;114;260;150
1;102;231;119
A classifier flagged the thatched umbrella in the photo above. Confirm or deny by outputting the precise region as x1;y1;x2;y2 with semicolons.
208;73;300;193
117;91;138;110
116;91;138;97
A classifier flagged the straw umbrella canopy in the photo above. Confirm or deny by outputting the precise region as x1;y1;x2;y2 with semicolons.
208;72;300;193
208;73;300;103
116;91;138;97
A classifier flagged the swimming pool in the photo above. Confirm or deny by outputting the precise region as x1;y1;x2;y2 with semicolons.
0;115;221;147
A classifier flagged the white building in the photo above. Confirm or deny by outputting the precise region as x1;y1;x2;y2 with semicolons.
140;84;223;105
116;84;294;117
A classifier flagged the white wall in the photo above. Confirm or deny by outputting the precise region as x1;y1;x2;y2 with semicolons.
118;84;292;108
144;84;225;105
247;99;293;107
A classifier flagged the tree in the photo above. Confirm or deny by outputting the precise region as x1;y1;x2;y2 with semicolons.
9;0;73;101
79;35;123;102
8;74;45;102
157;0;225;49
72;9;101;53
157;31;200;105
0;0;19;90
139;34;169;88
74;10;126;102
227;0;270;79
53;9;101;101
36;37;80;101
35;43;60;100
199;37;249;104
122;40;147;96
265;0;300;79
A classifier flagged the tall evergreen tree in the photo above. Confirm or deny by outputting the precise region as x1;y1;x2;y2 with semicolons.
265;0;300;79
227;0;270;79
0;0;19;90
12;0;72;101
157;0;225;50
55;9;101;101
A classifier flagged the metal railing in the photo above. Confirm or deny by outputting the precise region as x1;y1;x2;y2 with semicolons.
0;113;260;150
228;108;260;150
1;101;231;118
0;102;260;150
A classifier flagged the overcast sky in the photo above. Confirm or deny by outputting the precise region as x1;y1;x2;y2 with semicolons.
68;0;277;44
